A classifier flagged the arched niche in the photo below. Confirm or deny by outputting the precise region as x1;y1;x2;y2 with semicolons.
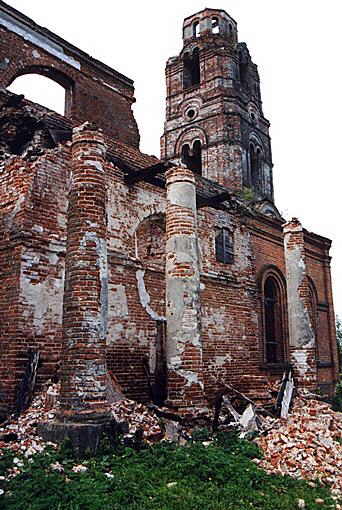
135;214;166;268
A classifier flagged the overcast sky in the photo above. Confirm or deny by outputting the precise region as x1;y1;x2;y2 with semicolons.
6;0;342;318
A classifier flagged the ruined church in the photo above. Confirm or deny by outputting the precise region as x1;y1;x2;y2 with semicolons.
0;2;339;425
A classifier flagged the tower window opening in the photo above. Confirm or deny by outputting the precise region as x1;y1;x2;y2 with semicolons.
183;48;200;89
264;276;285;363
212;17;220;34
187;109;195;119
215;228;234;264
240;63;248;85
250;143;262;190
181;140;202;174
193;21;200;38
228;23;233;34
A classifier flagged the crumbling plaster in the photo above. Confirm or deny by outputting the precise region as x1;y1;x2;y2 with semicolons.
284;240;315;349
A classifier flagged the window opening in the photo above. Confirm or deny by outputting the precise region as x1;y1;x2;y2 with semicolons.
212;17;220;34
8;74;66;115
187;109;196;119
183;48;200;89
181;140;202;174
250;143;262;190
215;228;234;264
193;21;200;38
264;277;284;363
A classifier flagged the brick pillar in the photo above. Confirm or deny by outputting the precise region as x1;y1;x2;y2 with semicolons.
165;166;205;411
283;218;317;389
40;122;110;452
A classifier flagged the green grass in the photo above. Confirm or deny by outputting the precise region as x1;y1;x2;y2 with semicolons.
0;432;338;510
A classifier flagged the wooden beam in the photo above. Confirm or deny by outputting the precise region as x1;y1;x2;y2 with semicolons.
196;191;230;209
124;162;172;186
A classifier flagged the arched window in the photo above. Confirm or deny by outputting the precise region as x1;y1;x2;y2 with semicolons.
181;140;202;175
183;48;200;89
307;277;318;337
8;74;68;116
250;143;263;191
263;275;286;363
212;17;220;34
193;21;200;38
250;143;258;188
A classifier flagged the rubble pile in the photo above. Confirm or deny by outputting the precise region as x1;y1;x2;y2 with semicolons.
255;395;342;499
0;383;60;457
1;377;342;502
0;382;164;456
110;399;163;441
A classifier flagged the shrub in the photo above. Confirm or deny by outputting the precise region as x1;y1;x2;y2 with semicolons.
332;379;342;411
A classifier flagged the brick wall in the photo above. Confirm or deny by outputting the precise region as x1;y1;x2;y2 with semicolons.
0;7;139;147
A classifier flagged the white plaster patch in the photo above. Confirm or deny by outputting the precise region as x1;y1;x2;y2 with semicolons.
235;228;252;270
214;354;232;366
79;232;108;340
32;49;41;58
20;253;64;335
3;194;25;230
291;350;309;377
32;224;44;234
202;306;229;335
285;242;315;348
0;12;81;69
168;181;196;211
177;369;203;389
136;269;165;321
108;284;128;318
84;160;103;172
106;322;124;345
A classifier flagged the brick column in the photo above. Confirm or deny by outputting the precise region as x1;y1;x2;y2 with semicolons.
165;166;205;410
283;218;317;389
40;122;110;452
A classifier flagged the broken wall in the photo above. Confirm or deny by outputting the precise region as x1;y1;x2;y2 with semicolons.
0;1;140;146
0;138;69;416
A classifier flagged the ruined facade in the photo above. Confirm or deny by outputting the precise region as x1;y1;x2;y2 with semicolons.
0;3;339;420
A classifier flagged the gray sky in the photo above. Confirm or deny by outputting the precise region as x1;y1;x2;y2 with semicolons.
6;0;342;318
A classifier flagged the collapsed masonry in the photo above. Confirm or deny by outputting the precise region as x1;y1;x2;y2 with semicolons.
0;2;339;442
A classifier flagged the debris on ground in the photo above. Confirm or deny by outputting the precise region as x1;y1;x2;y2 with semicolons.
255;394;342;500
0;382;60;458
1;374;342;503
110;399;163;441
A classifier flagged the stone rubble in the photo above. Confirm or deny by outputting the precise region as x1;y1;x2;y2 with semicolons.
1;382;342;503
110;399;163;441
255;394;342;499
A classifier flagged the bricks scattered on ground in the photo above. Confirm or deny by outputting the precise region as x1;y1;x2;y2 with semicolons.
255;393;342;500
1;382;341;503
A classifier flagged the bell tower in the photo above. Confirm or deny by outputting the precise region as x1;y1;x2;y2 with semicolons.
161;8;274;201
